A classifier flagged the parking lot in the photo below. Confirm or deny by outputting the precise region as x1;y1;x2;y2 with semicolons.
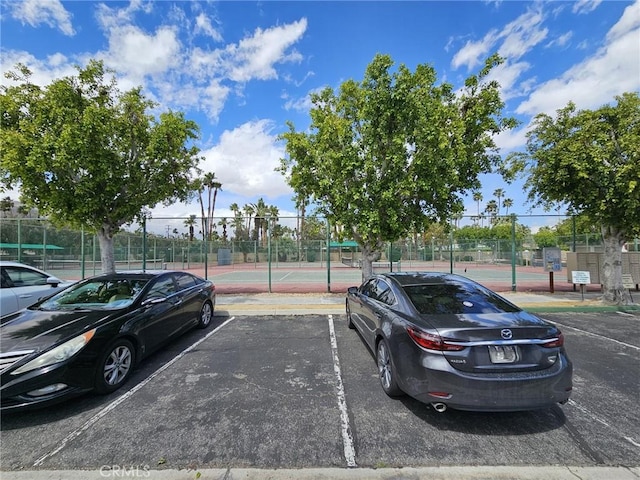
1;310;639;478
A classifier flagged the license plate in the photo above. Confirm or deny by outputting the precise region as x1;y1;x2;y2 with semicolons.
488;345;518;363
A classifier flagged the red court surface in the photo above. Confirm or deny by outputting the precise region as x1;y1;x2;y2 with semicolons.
178;260;607;295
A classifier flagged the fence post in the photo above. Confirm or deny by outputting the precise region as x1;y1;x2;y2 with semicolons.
449;231;453;274
142;217;147;271
511;214;516;292
266;214;272;293
326;220;331;293
81;227;86;279
203;217;208;279
42;222;47;270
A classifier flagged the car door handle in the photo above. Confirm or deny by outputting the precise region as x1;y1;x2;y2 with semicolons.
18;294;33;299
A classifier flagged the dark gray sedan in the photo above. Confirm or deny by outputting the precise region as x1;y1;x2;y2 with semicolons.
346;272;572;412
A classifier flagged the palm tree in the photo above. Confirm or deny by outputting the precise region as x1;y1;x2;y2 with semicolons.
184;215;197;241
472;191;483;219
493;188;505;216
503;198;513;215
267;205;279;239
243;204;255;238
196;172;223;240
485;200;498;224
253;198;269;246
218;217;228;242
229;203;244;239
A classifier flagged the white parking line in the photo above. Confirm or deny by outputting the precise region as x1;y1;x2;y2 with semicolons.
327;315;357;468
32;317;236;467
552;322;640;351
568;399;640;449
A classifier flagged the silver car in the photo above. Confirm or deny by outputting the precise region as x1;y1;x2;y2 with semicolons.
346;272;573;412
0;261;73;316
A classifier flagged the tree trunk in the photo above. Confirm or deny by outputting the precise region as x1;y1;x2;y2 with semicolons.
600;225;632;305
97;225;117;274
360;244;382;282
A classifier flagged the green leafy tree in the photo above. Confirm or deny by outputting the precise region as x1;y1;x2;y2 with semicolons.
505;93;640;304
533;227;558;248
1;60;202;273
280;53;516;279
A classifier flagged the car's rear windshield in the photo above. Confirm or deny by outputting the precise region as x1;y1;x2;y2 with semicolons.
403;282;521;315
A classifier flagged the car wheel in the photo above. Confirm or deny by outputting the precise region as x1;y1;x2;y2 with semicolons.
197;301;213;329
95;339;135;394
346;300;355;329
376;339;402;397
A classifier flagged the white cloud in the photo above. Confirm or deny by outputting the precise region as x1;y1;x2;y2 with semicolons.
497;8;548;61
95;1;151;30
100;25;182;83
194;13;223;42
452;6;548;71
572;0;603;15
7;0;74;36
545;31;573;49
199;120;292;199
493;124;529;153
517;14;640;116
606;0;640;42
223;19;308;82
283;86;324;113
451;30;499;70
0;50;76;87
486;60;532;100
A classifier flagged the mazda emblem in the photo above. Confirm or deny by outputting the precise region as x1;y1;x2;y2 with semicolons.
501;329;513;340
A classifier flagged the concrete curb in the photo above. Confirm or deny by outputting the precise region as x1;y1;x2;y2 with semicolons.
2;466;640;480
214;293;639;316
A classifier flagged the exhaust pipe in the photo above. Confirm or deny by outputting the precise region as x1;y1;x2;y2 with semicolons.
431;402;447;413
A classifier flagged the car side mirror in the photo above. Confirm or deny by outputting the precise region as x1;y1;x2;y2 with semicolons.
46;276;62;287
347;286;358;295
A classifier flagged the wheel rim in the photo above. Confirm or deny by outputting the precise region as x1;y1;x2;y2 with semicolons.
200;302;212;326
104;345;132;386
377;342;392;389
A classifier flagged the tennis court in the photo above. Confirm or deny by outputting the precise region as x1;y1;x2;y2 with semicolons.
35;259;595;294
183;260;593;294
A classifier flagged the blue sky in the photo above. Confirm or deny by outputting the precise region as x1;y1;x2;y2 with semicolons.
1;0;639;233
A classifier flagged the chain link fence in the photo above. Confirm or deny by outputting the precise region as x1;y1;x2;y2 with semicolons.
1;216;638;292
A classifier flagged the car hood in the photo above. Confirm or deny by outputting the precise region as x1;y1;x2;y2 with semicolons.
0;308;113;353
419;311;557;340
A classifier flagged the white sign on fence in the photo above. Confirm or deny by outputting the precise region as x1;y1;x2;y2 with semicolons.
622;274;636;289
572;271;591;285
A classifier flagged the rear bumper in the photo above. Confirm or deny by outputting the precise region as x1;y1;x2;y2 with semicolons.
397;350;573;412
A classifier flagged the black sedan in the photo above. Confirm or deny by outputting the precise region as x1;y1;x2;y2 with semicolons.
0;270;215;411
346;272;572;412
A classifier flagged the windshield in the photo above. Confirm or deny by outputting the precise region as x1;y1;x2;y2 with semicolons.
403;282;521;315
39;278;149;310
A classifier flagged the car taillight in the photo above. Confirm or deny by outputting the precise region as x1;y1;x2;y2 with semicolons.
406;326;465;351
541;332;564;348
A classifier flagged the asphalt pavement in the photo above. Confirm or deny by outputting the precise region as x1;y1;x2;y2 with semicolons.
3;290;639;480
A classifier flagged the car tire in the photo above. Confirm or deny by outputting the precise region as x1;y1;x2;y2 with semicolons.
95;339;135;394
346;300;355;329
197;301;214;329
376;338;402;397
